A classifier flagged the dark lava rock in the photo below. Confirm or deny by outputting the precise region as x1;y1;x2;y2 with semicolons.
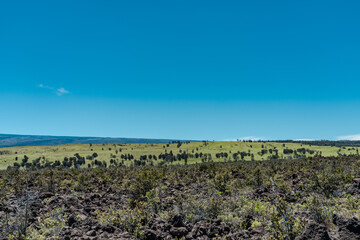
242;214;254;230
67;214;77;227
170;227;188;238
248;226;264;236
226;231;251;240
284;193;297;203
84;206;93;213
252;186;270;199
39;192;54;199
147;217;171;232
86;230;97;236
4;204;17;213
186;219;232;238
145;228;172;240
344;218;360;234
90;193;101;200
102;224;115;233
190;221;209;237
70;229;82;237
348;182;360;195
334;215;360;239
145;229;160;240
353;178;360;183
211;219;221;226
295;221;330;240
171;214;186;227
227;226;264;240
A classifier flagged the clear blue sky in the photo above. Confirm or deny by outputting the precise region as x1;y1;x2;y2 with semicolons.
1;0;360;140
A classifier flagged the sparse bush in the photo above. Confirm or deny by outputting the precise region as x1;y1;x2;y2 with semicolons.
96;202;148;238
304;195;334;226
27;207;66;240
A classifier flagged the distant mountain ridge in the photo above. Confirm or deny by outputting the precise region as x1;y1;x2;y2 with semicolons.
0;134;188;148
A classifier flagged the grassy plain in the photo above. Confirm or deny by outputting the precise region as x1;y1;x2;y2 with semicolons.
0;141;359;170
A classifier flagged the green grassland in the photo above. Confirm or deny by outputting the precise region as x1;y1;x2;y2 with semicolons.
0;141;359;170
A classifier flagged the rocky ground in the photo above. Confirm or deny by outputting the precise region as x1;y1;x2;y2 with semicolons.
1;156;360;239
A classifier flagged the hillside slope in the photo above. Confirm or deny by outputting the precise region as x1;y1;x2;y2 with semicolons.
0;134;184;148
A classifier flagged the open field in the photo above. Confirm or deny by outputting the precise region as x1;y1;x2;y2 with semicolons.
0;141;359;170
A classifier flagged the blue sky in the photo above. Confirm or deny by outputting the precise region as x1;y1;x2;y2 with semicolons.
1;0;360;140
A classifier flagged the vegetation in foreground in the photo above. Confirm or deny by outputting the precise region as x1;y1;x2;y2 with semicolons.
1;154;360;239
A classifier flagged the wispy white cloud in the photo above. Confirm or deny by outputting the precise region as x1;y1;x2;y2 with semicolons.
56;88;70;96
337;134;360;141
38;84;70;96
223;136;266;141
38;84;54;90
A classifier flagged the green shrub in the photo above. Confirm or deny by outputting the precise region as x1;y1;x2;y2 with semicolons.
128;169;160;207
96;202;148;239
304;195;334;226
213;170;231;194
27;207;66;240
